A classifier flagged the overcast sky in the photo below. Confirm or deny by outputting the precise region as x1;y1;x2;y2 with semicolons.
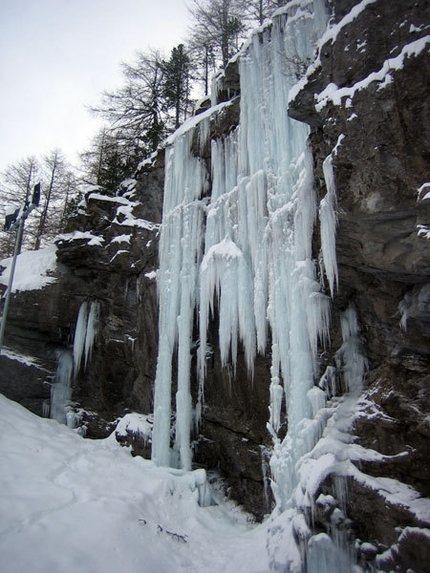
0;0;191;174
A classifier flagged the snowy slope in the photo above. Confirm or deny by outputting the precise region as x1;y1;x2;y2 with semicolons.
0;394;270;573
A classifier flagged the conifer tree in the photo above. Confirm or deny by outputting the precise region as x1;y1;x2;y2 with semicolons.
162;44;192;130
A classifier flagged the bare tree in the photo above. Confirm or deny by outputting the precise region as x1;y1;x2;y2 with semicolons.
0;152;78;256
238;0;286;25
34;150;73;250
0;156;39;255
92;50;167;159
188;39;217;96
188;0;248;70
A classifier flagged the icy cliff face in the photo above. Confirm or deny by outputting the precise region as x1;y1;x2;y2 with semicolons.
152;0;430;570
289;0;430;570
1;0;429;570
152;0;363;566
152;2;331;480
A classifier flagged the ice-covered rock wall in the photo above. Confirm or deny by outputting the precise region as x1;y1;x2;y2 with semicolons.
1;0;429;569
152;1;331;478
152;0;430;570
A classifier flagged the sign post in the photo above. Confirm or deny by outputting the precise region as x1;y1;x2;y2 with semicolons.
0;183;41;355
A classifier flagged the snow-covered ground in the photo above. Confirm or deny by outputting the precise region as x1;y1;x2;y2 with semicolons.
0;394;270;573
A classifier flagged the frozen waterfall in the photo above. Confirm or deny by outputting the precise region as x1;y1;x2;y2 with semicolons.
152;0;366;569
50;349;73;424
50;301;100;426
73;300;100;377
153;0;330;479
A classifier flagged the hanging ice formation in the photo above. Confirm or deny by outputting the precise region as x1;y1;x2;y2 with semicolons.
73;300;100;376
153;0;331;474
50;301;100;425
152;1;367;565
50;349;74;424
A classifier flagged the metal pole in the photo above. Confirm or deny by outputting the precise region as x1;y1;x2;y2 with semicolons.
0;183;40;355
0;214;25;354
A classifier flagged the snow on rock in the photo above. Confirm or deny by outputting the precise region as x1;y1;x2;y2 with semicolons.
56;230;105;247
418;182;430;201
289;0;378;104
115;412;153;445
110;233;132;245
87;192;131;205
113;202;160;231
316;36;430;111
0;346;43;368
318;0;377;47
0;245;57;292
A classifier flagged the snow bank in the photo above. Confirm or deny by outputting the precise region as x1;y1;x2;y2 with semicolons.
0;393;270;573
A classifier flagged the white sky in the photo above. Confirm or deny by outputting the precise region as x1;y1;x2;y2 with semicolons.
0;0;191;173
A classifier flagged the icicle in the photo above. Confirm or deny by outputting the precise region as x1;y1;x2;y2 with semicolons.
320;154;339;297
73;302;88;375
318;365;337;397
84;301;100;368
73;301;100;376
152;125;207;470
50;349;73;424
336;305;368;395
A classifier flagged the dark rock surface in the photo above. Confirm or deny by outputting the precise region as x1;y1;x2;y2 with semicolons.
195;330;273;519
0;158;163;434
290;0;430;567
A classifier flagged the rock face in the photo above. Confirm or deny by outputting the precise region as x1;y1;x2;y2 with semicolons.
0;152;164;436
1;0;430;568
289;0;430;569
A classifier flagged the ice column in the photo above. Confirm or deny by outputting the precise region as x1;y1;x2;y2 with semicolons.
320;154;339;297
152;0;331;495
237;2;330;510
84;301;100;368
51;301;100;424
73;301;100;376
151;127;207;470
50;349;73;424
336;305;368;395
73;302;88;374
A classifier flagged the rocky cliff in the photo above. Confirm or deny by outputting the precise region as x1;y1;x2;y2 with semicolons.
0;155;164;435
1;1;429;570
289;1;430;569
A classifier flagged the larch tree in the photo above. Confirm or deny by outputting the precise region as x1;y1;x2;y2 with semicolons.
188;38;216;96
188;0;248;71
92;50;167;162
79;128;136;195
34;149;74;250
0;156;39;256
